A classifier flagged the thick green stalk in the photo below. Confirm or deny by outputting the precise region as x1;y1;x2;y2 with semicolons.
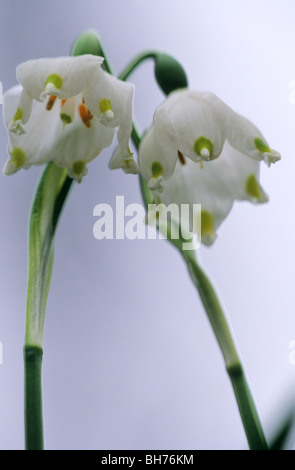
24;346;44;450
24;164;73;449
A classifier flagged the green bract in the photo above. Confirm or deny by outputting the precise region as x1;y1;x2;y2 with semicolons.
154;53;188;95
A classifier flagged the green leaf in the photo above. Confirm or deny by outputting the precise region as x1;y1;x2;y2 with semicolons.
269;412;295;450
25;163;73;348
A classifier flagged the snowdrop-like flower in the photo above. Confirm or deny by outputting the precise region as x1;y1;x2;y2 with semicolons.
3;55;138;180
139;89;280;192
139;89;280;245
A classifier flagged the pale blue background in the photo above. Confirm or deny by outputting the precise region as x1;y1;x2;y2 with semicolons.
0;0;295;450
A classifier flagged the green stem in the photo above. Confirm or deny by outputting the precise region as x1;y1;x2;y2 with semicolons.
184;250;268;450
24;346;44;450
118;51;156;81
24;165;73;450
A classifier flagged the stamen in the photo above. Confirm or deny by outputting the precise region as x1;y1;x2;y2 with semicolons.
46;95;57;111
178;150;186;165
79;103;93;128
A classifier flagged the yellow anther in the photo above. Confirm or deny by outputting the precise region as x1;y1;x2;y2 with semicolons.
78;103;94;128
178;150;186;165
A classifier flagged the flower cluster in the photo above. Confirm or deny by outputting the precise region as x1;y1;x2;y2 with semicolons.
2;55;281;245
3;55;139;181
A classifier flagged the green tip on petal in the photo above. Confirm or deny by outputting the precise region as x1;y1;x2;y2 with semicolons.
151;161;164;178
45;74;63;91
71;31;104;57
99;99;112;113
245;174;268;203
11;148;26;169
72;160;86;176
245;174;260;199
254;137;271;154
201;210;216;245
194;137;214;160
13;107;23;122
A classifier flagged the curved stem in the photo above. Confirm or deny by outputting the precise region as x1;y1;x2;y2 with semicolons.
118;51;157;81
184;250;268;450
101;42;268;450
131;121;267;449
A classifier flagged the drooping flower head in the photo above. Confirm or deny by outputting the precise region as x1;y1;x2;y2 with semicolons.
139;89;280;245
3;55;139;181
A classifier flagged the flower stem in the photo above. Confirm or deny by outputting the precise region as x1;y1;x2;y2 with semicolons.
24;164;73;450
118;51;157;81
24;346;44;450
184;250;268;450
102;41;268;450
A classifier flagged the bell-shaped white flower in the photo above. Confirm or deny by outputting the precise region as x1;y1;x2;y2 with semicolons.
152;141;270;246
139;89;280;192
3;55;139;180
139;89;280;246
83;67;138;174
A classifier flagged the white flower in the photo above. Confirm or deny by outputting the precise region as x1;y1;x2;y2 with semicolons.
139;89;280;245
3;55;139;180
139;89;280;192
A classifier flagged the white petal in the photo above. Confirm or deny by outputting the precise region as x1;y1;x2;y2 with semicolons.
84;69;135;173
50;99;115;180
3;85;22;127
226;110;281;166
154;90;230;163
158;155;235;245
4;85;33;135
16;55;103;102
108;146;139;175
138;110;178;186
221;142;268;204
3;89;61;174
83;69;133;126
3;92;115;179
139;89;232;191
